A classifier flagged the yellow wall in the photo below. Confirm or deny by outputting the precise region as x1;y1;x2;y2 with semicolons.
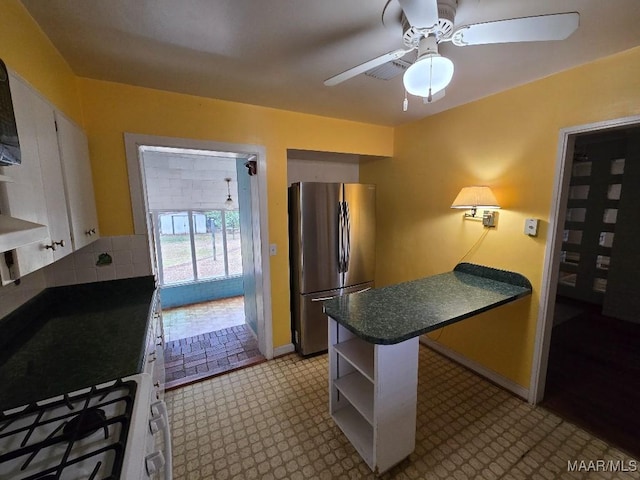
4;0;640;375
361;46;640;388
0;0;393;351
0;0;83;124
78;78;394;348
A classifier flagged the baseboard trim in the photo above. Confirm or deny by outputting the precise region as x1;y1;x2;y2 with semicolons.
273;343;295;358
420;336;529;400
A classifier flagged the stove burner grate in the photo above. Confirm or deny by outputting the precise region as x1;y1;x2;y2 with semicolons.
0;378;137;479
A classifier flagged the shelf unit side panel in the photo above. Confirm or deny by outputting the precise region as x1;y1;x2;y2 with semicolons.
372;338;419;473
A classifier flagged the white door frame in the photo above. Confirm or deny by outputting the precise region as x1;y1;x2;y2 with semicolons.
124;133;273;360
529;114;640;404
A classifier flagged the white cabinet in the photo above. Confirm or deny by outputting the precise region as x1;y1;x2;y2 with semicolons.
328;318;419;474
0;75;54;283
55;112;99;250
33;89;72;262
144;293;166;400
0;72;99;284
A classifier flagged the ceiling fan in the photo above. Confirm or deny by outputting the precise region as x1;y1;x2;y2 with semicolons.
324;0;579;105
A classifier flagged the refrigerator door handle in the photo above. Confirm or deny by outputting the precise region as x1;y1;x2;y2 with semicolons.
337;203;344;273
353;286;371;294
338;201;349;273
311;295;339;302
344;202;351;272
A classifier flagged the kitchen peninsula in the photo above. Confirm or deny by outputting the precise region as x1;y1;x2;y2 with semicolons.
323;263;532;474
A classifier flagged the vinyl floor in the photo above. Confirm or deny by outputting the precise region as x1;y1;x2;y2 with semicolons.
166;345;638;479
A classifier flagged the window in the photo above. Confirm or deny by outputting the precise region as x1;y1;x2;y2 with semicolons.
153;209;241;285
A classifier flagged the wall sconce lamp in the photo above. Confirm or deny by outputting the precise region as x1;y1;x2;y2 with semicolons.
451;186;501;227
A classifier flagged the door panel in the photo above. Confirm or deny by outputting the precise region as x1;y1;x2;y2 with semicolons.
237;159;258;335
342;184;376;287
289;183;341;294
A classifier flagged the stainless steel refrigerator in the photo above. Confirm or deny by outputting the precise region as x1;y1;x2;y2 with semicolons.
289;182;376;355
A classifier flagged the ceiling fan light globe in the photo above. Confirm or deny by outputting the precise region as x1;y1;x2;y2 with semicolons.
403;55;454;97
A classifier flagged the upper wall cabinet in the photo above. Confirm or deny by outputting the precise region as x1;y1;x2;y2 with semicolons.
55;112;99;250
0;75;54;283
0;72;99;284
34;87;73;263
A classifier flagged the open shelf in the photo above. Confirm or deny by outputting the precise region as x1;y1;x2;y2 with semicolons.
332;403;373;468
334;372;373;425
334;338;374;382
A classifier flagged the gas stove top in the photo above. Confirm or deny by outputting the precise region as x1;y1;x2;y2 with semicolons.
0;378;137;479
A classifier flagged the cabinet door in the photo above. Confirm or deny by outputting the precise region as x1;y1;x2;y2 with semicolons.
0;75;53;282
32;92;72;261
55;112;99;250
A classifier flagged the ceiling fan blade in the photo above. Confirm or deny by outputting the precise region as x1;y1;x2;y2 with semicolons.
324;48;414;86
452;12;579;47
398;0;439;29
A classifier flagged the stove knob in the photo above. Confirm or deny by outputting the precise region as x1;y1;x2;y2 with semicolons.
145;451;166;475
149;413;166;434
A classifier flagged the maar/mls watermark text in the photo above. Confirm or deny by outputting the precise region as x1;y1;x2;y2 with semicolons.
568;459;637;473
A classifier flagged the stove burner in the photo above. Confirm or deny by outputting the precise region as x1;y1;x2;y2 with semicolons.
0;379;136;479
62;408;108;440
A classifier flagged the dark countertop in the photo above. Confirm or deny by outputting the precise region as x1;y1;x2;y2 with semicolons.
323;263;532;345
0;276;156;411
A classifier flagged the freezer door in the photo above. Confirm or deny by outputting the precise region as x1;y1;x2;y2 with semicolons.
342;184;376;287
293;283;373;356
289;182;341;294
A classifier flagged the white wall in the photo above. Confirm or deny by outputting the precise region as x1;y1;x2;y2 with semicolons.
287;157;360;185
142;149;238;211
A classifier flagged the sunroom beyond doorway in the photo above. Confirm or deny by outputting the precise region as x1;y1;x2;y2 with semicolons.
141;147;244;321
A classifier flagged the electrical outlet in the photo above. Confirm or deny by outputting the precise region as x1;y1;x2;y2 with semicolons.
525;218;539;236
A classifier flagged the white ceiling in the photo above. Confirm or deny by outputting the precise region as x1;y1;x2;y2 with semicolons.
20;0;640;126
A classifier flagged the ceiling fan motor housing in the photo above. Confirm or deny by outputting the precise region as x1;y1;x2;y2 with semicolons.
402;0;457;47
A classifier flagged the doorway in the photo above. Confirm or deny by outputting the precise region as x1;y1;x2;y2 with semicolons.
531;116;640;457
124;134;273;381
140;147;264;386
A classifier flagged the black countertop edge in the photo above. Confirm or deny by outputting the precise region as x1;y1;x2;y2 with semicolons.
137;288;160;373
453;262;533;289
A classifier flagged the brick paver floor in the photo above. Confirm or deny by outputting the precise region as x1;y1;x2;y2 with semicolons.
164;324;265;389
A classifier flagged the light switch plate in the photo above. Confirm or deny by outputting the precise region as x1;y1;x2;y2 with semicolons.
269;243;277;256
525;218;539;236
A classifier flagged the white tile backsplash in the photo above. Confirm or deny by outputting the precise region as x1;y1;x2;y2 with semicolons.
45;234;153;287
96;264;116;282
111;235;131;251
114;250;133;265
115;263;135;279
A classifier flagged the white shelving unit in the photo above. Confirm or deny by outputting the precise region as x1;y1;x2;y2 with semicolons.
328;318;419;474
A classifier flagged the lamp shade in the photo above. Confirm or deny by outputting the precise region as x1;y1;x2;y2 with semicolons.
451;186;500;209
403;54;454;97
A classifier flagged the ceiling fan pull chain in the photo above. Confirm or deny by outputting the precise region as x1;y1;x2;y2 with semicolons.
427;57;433;103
